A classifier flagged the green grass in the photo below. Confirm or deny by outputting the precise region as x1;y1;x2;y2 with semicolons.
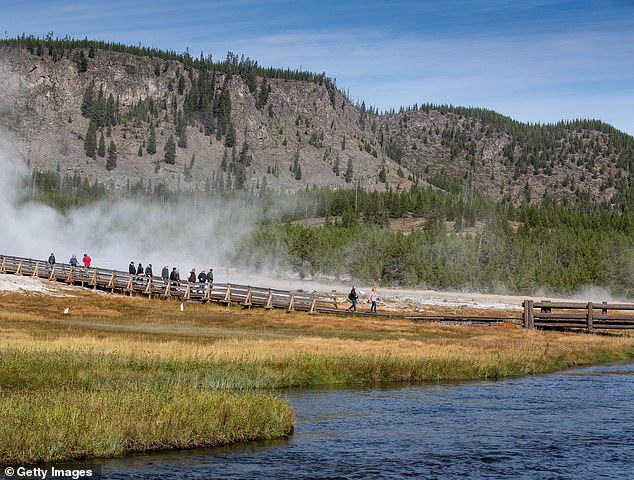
0;386;293;465
1;289;634;465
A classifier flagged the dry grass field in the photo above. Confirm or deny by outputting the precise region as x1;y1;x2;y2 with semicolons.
1;281;633;464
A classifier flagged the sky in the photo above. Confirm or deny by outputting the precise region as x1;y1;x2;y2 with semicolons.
2;0;634;134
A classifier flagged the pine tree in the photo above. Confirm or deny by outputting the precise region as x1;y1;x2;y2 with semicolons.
84;120;97;158
225;122;236;148
344;157;353;183
106;140;117;170
379;164;387;183
256;78;270;110
147;124;157;154
76;49;88;72
176;116;187;148
97;131;106;157
164;134;176;164
81;81;95;118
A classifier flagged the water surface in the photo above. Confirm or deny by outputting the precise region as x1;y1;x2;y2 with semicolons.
100;363;634;479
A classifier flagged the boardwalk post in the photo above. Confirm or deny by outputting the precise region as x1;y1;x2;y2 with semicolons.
288;290;295;312
184;282;191;300
16;260;23;276
224;283;232;305
523;300;534;329
265;288;273;309
107;272;115;292
163;280;171;297
0;256;5;274
66;266;74;284
32;262;39;278
587;302;594;331
91;270;98;290
144;277;152;296
309;295;317;314
204;282;211;302
49;264;56;280
332;294;338;310
244;286;252;307
126;275;133;295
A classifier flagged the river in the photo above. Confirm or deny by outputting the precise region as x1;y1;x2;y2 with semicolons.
99;362;634;479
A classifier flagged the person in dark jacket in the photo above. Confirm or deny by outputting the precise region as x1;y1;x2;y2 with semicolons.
145;264;153;278
206;268;214;285
137;263;144;276
129;261;136;275
161;265;169;283
188;268;197;283
69;254;79;267
47;253;55;273
347;286;359;312
197;269;207;293
170;267;179;288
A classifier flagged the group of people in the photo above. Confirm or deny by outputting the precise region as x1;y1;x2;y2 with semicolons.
128;262;214;291
129;261;154;278
46;252;379;312
347;286;381;313
47;253;91;269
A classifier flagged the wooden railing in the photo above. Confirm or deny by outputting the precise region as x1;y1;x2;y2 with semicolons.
0;254;338;314
523;299;634;331
13;253;632;331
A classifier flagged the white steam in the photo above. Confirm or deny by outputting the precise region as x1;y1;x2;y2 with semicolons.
0;134;262;281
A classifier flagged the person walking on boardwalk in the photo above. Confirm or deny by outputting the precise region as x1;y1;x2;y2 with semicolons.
347;286;359;312
129;261;136;275
145;264;153;278
161;265;169;284
206;268;214;287
198;269;207;293
188;268;197;284
47;253;55;272
69;254;79;267
368;287;380;314
169;267;179;288
83;253;91;268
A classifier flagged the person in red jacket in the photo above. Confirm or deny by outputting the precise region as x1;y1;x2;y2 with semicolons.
83;253;91;267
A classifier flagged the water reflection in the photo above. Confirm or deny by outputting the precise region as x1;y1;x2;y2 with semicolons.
99;363;634;479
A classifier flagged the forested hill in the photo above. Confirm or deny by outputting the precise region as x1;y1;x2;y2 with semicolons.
2;36;634;209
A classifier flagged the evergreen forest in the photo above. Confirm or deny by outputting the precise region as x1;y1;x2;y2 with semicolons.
24;169;634;298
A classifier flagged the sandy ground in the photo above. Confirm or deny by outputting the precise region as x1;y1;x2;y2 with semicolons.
0;274;78;297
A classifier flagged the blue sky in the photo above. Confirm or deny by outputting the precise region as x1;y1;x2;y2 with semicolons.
3;0;634;134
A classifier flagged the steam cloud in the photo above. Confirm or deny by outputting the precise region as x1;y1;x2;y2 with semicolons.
0;133;263;282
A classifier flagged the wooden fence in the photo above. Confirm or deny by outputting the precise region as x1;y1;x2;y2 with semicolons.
9;253;633;331
523;299;634;330
0;254;339;314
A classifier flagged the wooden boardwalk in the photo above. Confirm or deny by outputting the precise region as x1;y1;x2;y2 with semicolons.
0;253;522;326
7;253;634;331
523;299;634;331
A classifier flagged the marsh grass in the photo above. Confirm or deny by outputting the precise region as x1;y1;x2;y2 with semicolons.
0;386;293;465
1;288;633;464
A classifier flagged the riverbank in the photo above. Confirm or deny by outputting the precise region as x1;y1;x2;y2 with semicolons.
1;282;633;464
